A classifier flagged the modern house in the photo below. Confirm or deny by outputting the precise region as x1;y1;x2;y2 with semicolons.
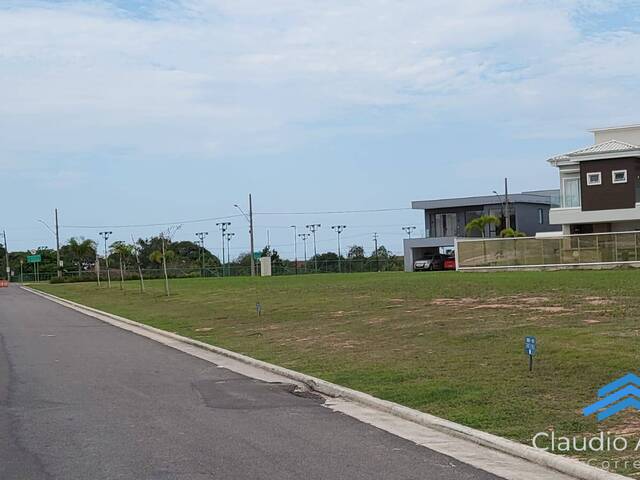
548;124;640;234
403;190;559;271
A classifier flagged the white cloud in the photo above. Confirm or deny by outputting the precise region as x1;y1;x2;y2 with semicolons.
0;0;639;163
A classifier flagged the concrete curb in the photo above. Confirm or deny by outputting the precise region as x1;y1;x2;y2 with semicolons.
23;286;627;480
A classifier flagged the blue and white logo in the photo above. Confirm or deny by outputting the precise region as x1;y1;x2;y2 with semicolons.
583;373;640;421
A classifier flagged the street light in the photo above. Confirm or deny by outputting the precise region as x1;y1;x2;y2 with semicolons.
331;225;347;273
290;225;298;274
305;224;321;272
298;233;310;272
195;232;208;277
402;226;416;238
225;232;235;276
99;231;113;287
215;222;231;277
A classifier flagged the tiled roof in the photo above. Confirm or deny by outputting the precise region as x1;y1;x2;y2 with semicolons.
549;139;640;162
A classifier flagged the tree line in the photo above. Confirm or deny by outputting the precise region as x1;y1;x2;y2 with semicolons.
1;237;403;280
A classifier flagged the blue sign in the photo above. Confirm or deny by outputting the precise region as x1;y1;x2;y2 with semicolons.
525;336;537;355
584;373;640;421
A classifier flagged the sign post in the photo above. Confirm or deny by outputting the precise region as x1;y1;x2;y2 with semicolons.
525;336;537;372
27;255;42;282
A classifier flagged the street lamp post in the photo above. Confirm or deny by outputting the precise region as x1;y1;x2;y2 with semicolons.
225;232;235;276
373;232;380;272
215;222;231;277
305;224;321;272
99;231;113;287
196;232;208;277
1;230;9;282
331;225;347;273
402;226;416;238
298;233;310;272
290;225;298;274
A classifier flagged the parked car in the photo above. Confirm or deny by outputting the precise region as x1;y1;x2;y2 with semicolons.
414;253;446;271
443;255;456;270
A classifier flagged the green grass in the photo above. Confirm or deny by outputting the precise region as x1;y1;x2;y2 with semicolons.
34;270;640;475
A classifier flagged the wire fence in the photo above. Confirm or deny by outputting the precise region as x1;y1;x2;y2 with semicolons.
12;258;403;283
457;231;640;270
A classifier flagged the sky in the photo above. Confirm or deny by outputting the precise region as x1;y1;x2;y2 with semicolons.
2;0;640;259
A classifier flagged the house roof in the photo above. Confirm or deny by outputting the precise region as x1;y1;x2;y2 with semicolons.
412;190;558;211
548;139;640;164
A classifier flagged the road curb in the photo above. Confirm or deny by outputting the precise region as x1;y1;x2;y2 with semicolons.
23;286;626;480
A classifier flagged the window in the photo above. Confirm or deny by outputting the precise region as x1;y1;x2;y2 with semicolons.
434;213;457;237
538;208;544;224
586;172;601;186
612;170;628;184
562;177;581;208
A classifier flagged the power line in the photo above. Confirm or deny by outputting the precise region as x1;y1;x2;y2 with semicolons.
256;207;411;215
63;214;243;229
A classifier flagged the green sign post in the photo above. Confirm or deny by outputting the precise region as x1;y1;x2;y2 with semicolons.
27;255;42;282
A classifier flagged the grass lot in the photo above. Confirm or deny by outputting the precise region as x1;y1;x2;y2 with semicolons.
35;270;640;475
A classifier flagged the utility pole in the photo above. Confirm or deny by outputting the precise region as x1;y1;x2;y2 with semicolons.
195;232;208;277
290;225;298;274
55;209;62;279
99;231;113;287
216;222;231;277
234;194;256;276
225;232;235;276
306;224;321;272
298;233;310;272
331;225;347;273
249;194;255;277
402;226;416;238
373;232;380;272
504;177;511;230
160;233;169;296
2;230;9;282
96;240;101;287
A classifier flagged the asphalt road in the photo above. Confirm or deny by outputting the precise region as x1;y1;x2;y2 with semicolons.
0;286;500;480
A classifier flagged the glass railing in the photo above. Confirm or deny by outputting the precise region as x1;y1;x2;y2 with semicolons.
457;231;640;269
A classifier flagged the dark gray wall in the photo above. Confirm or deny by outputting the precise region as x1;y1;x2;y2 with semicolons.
514;203;558;235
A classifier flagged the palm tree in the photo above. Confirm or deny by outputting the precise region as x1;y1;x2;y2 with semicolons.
67;237;96;279
465;215;500;238
110;241;134;290
465;215;500;264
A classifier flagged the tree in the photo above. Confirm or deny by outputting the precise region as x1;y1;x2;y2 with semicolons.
110;241;134;290
465;215;500;238
347;245;365;259
260;246;281;263
500;228;526;238
308;252;340;272
465;215;500;263
66;237;97;278
149;249;175;266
